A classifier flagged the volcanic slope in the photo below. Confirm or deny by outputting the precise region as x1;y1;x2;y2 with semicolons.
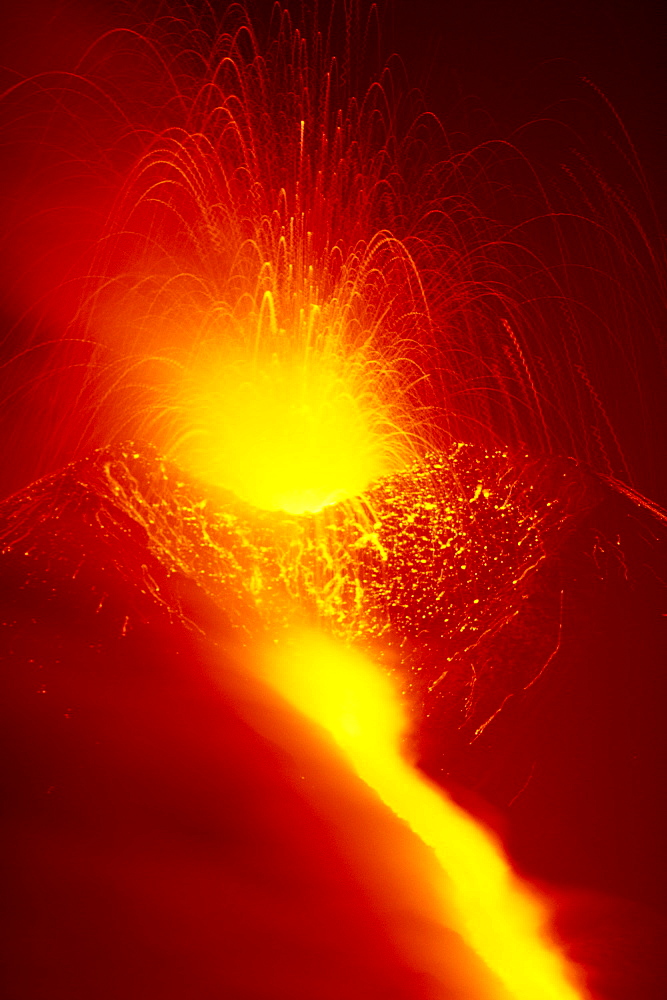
1;442;666;998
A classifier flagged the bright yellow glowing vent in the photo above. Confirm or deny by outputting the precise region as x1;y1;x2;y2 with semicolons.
177;352;388;513
261;632;589;1000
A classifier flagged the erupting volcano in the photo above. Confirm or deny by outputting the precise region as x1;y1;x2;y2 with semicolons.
1;3;665;999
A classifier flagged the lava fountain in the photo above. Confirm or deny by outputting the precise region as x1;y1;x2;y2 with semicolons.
1;2;665;999
3;1;662;501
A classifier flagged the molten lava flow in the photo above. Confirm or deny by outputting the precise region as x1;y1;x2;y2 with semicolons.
259;631;588;1000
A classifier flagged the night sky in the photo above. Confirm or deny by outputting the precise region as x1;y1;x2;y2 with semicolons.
394;0;667;505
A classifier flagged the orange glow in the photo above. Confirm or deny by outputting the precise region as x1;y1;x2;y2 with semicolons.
259;632;589;1000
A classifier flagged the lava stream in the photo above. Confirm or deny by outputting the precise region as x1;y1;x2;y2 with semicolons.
257;630;589;1000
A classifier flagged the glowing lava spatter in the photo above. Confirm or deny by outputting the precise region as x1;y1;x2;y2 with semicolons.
72;9;437;515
